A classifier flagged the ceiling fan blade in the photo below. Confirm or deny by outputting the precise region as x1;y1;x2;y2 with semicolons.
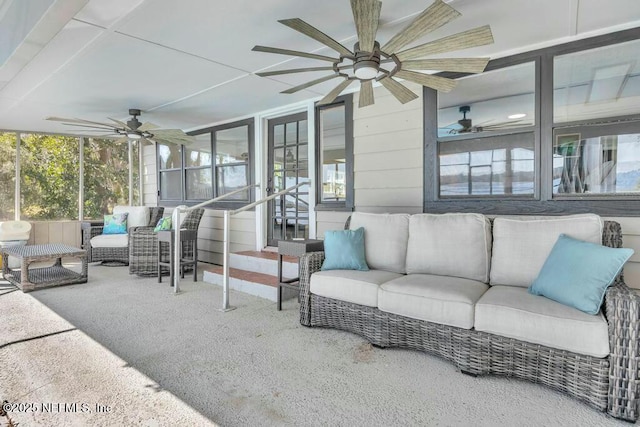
152;129;193;139
107;117;129;129
46;116;118;128
281;74;341;94
401;58;490;74
252;45;338;62
359;80;374;107
279;18;353;56
382;0;461;54
138;122;161;132
350;0;382;52
395;70;457;92
379;77;419;104
60;122;117;131
318;79;354;105
256;66;336;77
396;25;494;61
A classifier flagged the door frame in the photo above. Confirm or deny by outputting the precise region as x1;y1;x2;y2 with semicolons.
254;101;317;250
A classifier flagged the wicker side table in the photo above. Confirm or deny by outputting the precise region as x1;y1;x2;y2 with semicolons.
277;239;324;311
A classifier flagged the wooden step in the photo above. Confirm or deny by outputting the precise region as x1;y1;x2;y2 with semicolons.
202;265;297;302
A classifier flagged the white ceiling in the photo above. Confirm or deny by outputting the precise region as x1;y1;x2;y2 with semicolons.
0;0;639;136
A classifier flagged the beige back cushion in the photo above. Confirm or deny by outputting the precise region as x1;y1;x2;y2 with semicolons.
406;213;492;283
490;214;603;287
349;212;410;274
113;205;150;229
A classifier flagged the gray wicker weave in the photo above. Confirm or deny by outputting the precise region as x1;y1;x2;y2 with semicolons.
129;208;204;276
299;220;639;422
82;207;164;265
1;243;88;292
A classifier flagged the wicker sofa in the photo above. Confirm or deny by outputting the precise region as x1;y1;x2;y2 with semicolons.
82;206;164;265
299;212;640;421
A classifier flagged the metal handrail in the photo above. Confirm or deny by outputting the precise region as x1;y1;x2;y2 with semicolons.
220;182;307;311
171;183;260;293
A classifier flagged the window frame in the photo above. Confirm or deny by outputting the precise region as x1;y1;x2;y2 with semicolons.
424;26;640;216
157;117;255;209
314;94;354;211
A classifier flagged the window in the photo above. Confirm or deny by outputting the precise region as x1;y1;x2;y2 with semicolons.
436;61;536;198
0;133;16;220
315;95;354;209
83;138;138;219
158;118;254;208
425;27;640;216
20;134;80;221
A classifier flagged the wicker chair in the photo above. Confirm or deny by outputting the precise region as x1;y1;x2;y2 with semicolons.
82;206;164;265
299;220;640;422
129;208;204;276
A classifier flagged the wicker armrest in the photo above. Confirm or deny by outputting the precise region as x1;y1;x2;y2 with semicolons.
605;282;640;420
299;251;325;326
81;223;104;261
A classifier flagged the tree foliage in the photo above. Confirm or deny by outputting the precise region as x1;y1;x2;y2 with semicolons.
0;133;139;221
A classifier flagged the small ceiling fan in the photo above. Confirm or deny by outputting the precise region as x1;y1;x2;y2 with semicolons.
252;0;494;108
442;105;528;135
46;109;196;145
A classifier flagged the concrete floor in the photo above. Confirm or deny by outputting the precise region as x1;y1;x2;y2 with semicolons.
1;263;633;426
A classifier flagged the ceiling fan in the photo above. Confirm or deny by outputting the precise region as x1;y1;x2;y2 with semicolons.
252;0;494;108
442;105;527;135
46;109;196;145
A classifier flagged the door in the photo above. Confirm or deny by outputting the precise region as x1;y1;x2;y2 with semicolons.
267;112;309;246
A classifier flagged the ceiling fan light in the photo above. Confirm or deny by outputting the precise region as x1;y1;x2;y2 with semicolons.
127;132;142;139
354;64;379;80
508;113;526;119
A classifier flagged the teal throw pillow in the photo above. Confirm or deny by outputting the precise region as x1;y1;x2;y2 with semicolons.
321;227;369;271
103;213;128;235
529;234;633;315
154;216;172;232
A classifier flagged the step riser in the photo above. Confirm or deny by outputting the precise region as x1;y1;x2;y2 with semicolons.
202;271;297;303
229;254;298;278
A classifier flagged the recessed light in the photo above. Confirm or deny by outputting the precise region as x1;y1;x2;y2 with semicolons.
508;113;526;119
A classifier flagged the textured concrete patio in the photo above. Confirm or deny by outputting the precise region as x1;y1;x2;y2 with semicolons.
0;263;632;426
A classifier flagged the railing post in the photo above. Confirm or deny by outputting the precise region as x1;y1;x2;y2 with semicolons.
220;209;236;311
172;205;185;293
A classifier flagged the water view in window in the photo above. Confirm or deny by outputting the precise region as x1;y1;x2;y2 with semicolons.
440;133;535;196
320;105;346;202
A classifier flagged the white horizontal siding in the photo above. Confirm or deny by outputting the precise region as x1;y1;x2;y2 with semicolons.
605;216;640;290
351;82;423;214
316;211;351;239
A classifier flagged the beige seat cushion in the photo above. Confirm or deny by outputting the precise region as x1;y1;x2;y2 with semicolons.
113;205;150;229
490;214;603;287
378;274;489;329
310;269;402;307
475;286;610;358
349;212;410;274
405;213;491;283
90;234;129;248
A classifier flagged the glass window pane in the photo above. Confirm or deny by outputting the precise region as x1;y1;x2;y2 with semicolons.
21;134;79;220
216;125;248;165
186;168;212;200
0;133;16;221
274;124;285;147
320;105;346;202
299;120;308;143
439;133;535;196
554;39;640;123
553;130;640;195
217;165;248;200
186;133;212;167
438;62;535;137
158;143;182;170
285;122;297;145
160;170;182;200
83;138;132;219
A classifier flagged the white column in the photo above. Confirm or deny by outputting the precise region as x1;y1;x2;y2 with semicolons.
14;132;20;221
